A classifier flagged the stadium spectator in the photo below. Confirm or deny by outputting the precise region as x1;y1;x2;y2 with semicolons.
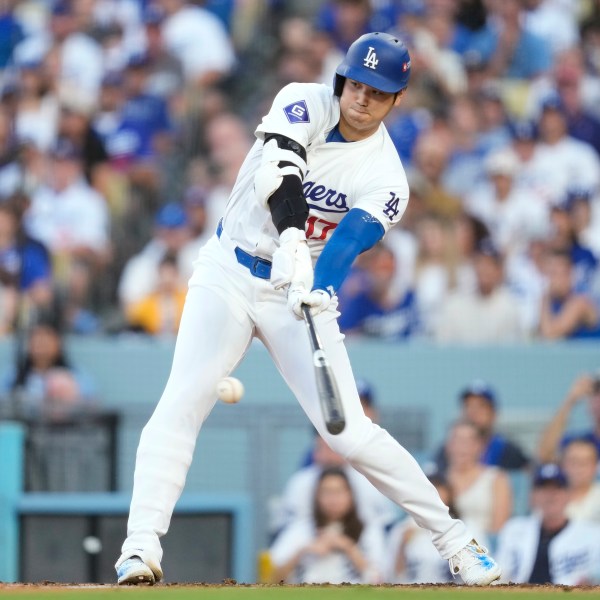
550;47;600;154
104;53;173;174
157;0;235;86
561;437;600;524
537;373;600;463
538;249;600;340
508;119;547;203
0;319;96;419
433;380;530;473
0;200;52;330
546;195;598;295
0;105;24;199
442;95;487;200
505;231;549;336
383;472;459;584
435;238;524;343
24;137;110;264
314;0;374;53
13;1;104;99
476;83;512;154
565;188;600;260
523;0;579;59
117;201;190;311
269;466;386;584
530;93;600;207
495;463;600;585
443;420;513;539
451;212;490;294
464;148;548;258
0;2;23;70
412;213;455;336
125;251;186;336
56;90;110;192
177;185;212;281
138;7;185;101
272;435;398;540
485;0;552;80
337;242;420;340
13;55;59;153
409;130;462;219
408;7;468;100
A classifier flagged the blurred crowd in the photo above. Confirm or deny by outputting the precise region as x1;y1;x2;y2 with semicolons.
1;0;600;342
265;374;600;585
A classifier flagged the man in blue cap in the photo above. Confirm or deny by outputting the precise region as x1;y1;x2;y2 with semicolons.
433;380;529;472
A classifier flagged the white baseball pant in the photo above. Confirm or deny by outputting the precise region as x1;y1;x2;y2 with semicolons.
119;230;471;568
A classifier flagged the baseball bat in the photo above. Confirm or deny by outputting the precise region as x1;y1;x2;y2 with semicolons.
301;304;346;435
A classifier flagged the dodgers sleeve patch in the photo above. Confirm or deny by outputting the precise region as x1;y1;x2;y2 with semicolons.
284;100;310;124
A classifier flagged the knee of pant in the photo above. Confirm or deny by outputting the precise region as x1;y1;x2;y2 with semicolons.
321;415;378;459
344;423;399;468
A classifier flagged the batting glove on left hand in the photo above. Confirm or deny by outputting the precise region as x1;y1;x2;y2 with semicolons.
288;286;331;319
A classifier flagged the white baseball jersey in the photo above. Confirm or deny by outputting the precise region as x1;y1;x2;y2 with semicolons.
496;515;600;585
222;82;409;262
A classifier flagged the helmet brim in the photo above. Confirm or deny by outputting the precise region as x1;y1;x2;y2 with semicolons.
336;64;406;94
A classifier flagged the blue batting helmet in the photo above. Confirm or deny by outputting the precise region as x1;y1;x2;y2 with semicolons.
334;32;411;96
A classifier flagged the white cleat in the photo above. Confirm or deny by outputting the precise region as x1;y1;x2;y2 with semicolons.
448;540;502;586
117;556;156;585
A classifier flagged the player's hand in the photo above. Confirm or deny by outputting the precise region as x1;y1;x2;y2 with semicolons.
271;228;313;290
288;286;331;319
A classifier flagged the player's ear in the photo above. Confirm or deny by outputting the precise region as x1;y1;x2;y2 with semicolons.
393;89;406;107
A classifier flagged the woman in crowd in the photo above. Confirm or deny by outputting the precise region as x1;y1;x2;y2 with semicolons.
0;320;96;418
445;420;513;540
268;466;386;584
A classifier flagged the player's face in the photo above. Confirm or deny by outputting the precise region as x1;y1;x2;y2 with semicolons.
338;79;402;141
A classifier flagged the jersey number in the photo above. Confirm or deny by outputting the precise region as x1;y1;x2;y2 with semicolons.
306;216;337;241
383;192;400;220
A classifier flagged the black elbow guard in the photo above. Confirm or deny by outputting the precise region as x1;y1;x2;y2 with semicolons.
262;133;309;234
269;168;309;234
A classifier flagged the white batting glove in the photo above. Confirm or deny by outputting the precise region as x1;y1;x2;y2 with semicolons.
271;228;313;290
288;286;331;319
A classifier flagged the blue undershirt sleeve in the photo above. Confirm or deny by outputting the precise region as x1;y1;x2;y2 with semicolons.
312;208;384;295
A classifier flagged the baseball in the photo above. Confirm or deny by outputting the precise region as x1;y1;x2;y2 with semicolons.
217;377;244;404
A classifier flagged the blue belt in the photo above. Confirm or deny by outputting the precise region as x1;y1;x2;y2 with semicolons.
216;220;272;280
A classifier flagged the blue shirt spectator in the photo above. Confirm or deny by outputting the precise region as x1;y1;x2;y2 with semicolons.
0;10;23;68
338;243;420;339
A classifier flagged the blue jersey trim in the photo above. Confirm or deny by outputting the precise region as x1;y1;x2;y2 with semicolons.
325;125;348;143
313;208;384;295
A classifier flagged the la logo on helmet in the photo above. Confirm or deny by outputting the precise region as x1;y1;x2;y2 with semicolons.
363;47;379;70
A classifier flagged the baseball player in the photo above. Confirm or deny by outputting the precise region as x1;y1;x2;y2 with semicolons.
116;32;501;586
